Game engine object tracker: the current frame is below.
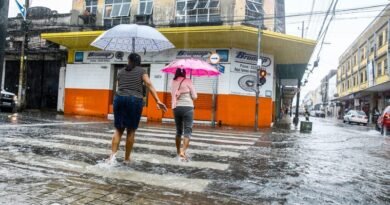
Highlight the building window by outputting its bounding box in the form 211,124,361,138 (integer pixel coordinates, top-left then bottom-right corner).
175,0,221,24
139,0,153,15
377,61,382,76
370,40,375,54
360,48,365,60
245,0,263,26
378,33,384,48
360,72,364,83
104,0,131,27
85,0,98,14
384,59,388,74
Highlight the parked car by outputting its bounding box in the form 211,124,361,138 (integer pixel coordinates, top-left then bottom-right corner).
310,109,316,117
343,110,368,125
315,109,326,118
0,90,17,112
376,105,390,136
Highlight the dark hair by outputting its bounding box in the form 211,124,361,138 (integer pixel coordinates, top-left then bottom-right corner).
174,68,186,80
128,53,141,66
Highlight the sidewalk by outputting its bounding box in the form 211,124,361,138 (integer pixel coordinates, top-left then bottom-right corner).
273,115,292,129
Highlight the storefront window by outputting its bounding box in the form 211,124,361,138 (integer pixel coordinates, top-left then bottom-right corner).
139,0,153,15
175,0,221,24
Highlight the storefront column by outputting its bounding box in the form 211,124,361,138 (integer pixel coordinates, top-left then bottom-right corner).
369,93,375,123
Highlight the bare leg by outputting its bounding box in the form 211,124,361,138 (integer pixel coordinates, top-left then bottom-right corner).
180,137,190,159
108,128,124,161
124,128,136,162
175,135,181,155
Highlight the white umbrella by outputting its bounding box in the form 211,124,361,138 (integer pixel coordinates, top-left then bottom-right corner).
91,24,174,53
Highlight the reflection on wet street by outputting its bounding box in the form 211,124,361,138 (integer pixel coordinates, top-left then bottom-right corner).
0,112,389,204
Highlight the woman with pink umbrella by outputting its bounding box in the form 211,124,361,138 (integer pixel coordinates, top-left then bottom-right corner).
171,68,197,160
162,58,220,161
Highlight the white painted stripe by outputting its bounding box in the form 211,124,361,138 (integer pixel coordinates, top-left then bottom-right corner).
2,137,229,171
81,132,249,150
0,151,210,192
101,129,256,145
136,128,258,141
136,132,254,145
135,126,260,138
50,134,240,158
0,122,108,129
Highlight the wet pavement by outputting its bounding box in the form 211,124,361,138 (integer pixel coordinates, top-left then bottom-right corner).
0,111,389,204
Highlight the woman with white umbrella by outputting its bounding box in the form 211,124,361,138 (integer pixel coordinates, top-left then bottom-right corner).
107,53,167,164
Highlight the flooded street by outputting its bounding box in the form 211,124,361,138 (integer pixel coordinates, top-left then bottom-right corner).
0,112,389,204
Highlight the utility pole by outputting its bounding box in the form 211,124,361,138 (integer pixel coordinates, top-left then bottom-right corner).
0,0,10,93
18,0,29,109
254,23,262,131
298,21,306,38
293,80,301,127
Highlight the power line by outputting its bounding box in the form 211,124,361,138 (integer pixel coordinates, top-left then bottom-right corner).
306,0,317,37
304,0,340,86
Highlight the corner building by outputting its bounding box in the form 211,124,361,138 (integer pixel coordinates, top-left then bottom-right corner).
42,0,315,127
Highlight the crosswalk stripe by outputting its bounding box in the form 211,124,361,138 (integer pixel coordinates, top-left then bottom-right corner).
50,134,240,158
80,132,249,150
94,130,255,145
0,122,108,129
132,128,258,141
2,137,229,171
137,126,261,138
0,150,210,192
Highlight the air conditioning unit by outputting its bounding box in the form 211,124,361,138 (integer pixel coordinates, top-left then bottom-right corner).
134,15,152,25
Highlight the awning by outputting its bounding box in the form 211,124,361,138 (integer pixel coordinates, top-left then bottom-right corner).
41,25,316,65
336,80,390,101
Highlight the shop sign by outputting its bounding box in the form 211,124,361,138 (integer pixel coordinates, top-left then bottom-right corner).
176,49,229,63
367,60,375,87
230,49,274,98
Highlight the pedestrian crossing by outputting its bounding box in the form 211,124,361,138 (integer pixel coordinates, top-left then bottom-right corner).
81,132,252,149
0,126,260,193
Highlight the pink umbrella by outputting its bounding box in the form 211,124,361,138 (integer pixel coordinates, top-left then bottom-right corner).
161,58,221,76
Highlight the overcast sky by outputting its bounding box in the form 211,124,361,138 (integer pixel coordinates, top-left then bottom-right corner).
8,0,389,97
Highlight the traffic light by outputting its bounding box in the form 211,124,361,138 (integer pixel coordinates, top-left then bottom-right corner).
259,69,267,86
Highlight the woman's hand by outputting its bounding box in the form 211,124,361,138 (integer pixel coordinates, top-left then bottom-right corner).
157,101,168,112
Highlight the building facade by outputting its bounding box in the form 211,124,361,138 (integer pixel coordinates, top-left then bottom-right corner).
318,70,338,117
4,7,71,110
336,5,390,121
72,0,286,33
42,0,314,127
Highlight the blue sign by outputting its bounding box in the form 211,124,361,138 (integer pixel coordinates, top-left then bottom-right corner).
216,50,229,63
75,52,84,63
15,0,26,20
214,64,225,73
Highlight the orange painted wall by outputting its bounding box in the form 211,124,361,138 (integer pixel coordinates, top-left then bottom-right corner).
216,94,273,127
147,92,273,127
65,88,112,117
65,89,273,127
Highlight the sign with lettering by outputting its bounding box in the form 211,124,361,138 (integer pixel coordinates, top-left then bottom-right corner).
230,49,274,98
